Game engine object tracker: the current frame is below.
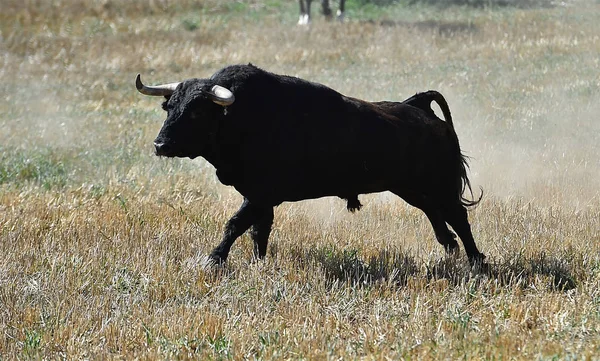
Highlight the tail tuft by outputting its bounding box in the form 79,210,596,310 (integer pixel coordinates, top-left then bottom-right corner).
458,153,483,208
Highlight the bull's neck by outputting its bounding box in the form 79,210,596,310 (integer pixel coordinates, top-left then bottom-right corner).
200,111,238,184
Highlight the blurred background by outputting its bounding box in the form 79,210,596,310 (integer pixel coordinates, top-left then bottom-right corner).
1,0,599,208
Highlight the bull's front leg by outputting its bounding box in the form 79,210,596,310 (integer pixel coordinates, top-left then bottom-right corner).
250,207,274,259
209,198,273,264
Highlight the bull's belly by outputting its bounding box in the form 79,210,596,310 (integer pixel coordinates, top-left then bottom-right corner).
236,164,410,205
279,182,388,203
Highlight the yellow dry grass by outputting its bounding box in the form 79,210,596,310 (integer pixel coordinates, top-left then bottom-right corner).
1,0,599,359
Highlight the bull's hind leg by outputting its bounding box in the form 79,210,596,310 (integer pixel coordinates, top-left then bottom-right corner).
424,209,459,254
442,202,486,265
209,198,272,264
392,191,459,253
249,207,274,259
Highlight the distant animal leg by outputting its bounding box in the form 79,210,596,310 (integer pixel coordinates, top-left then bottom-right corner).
249,207,274,259
210,198,264,264
442,202,486,265
321,0,332,18
392,191,458,253
299,0,307,15
298,0,311,25
337,0,346,21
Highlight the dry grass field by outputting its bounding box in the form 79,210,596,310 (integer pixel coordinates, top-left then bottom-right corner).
1,0,600,359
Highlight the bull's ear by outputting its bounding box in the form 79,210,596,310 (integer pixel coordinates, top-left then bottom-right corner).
206,85,235,106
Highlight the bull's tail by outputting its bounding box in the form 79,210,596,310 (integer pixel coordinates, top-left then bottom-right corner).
458,153,483,208
404,91,481,207
402,90,454,128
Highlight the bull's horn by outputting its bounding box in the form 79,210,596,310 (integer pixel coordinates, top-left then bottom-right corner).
208,85,235,106
135,74,180,96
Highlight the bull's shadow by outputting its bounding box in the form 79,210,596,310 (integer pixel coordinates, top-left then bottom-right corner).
288,246,578,291
427,252,578,291
288,246,421,287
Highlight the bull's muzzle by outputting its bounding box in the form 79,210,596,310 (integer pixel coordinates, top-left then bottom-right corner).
153,141,171,156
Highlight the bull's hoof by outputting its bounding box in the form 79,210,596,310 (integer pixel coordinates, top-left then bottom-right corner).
345,195,362,212
468,253,488,271
252,251,267,261
443,242,460,255
208,252,227,266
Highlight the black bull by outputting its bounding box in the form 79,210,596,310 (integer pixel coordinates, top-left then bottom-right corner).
135,64,486,265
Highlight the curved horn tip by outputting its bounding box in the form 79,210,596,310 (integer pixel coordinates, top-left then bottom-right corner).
135,74,143,90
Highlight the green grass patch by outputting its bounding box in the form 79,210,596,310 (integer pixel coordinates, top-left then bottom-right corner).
0,148,70,190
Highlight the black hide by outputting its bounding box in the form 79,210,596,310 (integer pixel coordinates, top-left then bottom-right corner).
148,64,485,265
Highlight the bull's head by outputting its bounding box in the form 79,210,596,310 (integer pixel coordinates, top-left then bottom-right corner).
136,74,235,159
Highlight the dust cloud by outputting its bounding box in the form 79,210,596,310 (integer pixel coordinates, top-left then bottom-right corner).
3,90,78,150
454,83,600,209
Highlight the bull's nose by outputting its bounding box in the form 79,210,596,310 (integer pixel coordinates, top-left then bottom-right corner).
153,141,170,156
